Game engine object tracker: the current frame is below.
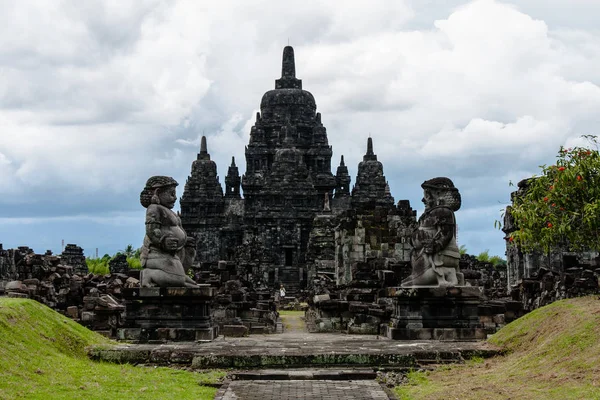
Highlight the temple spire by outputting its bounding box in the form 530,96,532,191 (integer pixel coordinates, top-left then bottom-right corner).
340,155,345,167
282,46,296,79
363,137,377,162
198,135,210,160
275,46,302,89
231,156,236,167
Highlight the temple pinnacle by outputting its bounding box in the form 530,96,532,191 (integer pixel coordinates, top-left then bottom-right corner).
200,136,207,154
281,46,296,79
340,155,345,167
198,135,210,161
367,137,374,156
231,156,236,167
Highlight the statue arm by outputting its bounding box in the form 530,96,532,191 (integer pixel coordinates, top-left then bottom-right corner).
428,208,456,254
145,205,164,246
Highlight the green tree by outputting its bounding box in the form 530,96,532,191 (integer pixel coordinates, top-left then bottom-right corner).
489,255,506,267
476,249,490,263
120,244,136,258
508,135,600,252
459,244,468,256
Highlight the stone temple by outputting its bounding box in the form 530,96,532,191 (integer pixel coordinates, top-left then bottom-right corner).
181,46,416,294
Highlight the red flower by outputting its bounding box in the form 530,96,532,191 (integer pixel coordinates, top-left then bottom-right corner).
549,185,554,190
558,167,566,171
552,203,556,207
560,207,565,211
577,175,583,181
547,223,553,228
509,237,514,242
543,197,549,202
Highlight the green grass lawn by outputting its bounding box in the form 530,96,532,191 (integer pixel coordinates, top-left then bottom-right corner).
0,298,225,400
395,296,600,400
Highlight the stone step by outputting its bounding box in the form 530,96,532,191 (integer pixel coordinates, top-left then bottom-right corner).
275,321,284,333
229,369,377,381
88,342,499,369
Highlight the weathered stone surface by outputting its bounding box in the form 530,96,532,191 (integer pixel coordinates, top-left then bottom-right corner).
108,254,129,274
88,332,501,368
385,286,485,341
222,324,249,337
118,287,217,343
61,244,87,275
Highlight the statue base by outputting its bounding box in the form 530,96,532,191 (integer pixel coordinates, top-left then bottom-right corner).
381,286,486,341
117,286,218,342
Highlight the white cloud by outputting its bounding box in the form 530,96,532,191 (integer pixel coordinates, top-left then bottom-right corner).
1,0,600,257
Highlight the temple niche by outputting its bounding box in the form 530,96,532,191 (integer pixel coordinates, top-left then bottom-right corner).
180,46,417,293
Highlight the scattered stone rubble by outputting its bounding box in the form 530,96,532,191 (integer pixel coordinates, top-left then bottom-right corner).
0,243,135,337
197,261,279,336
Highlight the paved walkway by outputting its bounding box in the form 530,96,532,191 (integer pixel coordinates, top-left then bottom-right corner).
216,380,391,400
279,311,307,333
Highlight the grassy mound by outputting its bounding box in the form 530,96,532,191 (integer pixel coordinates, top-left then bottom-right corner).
395,296,600,400
0,298,224,399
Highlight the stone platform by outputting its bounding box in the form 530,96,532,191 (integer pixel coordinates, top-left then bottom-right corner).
383,286,486,341
88,332,500,369
117,286,218,342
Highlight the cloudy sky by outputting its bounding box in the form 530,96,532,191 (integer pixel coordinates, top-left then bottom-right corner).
1,0,599,259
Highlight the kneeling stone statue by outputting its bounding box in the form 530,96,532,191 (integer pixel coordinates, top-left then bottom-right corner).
401,177,464,287
139,176,198,288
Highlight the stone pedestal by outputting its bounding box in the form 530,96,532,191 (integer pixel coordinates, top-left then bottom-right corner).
118,286,218,342
382,286,486,341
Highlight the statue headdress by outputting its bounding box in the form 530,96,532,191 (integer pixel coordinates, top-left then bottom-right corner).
421,177,461,211
140,176,179,208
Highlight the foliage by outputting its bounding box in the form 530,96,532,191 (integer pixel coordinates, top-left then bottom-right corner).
0,298,224,399
508,136,600,253
120,244,136,258
475,250,506,267
86,258,110,275
127,256,142,270
86,246,143,273
395,296,600,399
476,249,490,262
459,244,468,256
488,255,506,267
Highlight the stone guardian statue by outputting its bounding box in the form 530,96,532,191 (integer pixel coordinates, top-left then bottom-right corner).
401,177,464,287
139,176,198,287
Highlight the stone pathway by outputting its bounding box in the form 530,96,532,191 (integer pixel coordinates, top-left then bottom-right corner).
215,380,392,400
278,311,307,333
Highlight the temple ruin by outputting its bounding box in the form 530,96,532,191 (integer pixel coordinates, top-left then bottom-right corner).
181,46,416,295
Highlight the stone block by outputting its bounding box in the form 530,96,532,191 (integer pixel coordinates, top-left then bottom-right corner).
81,311,95,322
6,281,25,291
433,328,457,341
196,327,218,341
139,287,161,297
117,328,141,340
66,306,79,319
313,294,330,304
7,292,28,298
222,325,249,337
